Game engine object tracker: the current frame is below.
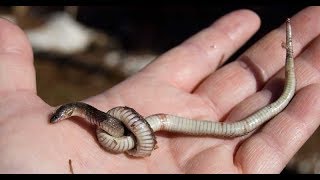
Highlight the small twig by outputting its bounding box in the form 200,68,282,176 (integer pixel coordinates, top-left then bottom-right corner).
69,159,74,174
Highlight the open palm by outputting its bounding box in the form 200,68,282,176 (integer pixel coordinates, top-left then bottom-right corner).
1,7,320,174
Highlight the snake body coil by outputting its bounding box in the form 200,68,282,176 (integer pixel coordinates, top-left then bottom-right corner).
50,19,296,157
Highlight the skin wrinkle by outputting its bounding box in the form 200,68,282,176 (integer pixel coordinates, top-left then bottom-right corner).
236,137,280,173
217,53,225,67
173,71,197,93
198,63,257,118
282,107,310,138
224,19,245,42
261,122,290,160
255,132,287,172
221,10,260,42
102,73,163,111
294,60,320,88
162,141,184,173
179,96,203,119
180,41,217,72
234,159,244,174
0,56,36,92
184,144,236,173
197,93,220,122
237,55,268,90
0,25,33,62
147,56,187,91
299,42,317,62
292,85,320,120
169,136,195,168
232,137,248,173
0,90,39,102
247,31,284,59
266,86,319,148
231,85,320,172
276,112,307,153
149,152,182,173
279,55,320,90
302,36,320,64
2,46,28,57
0,93,47,123
239,84,320,173
0,55,33,69
226,90,272,124
175,137,212,168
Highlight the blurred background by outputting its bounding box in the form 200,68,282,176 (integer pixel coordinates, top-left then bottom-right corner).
0,5,318,174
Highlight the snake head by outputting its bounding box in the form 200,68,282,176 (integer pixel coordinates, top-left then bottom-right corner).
50,104,75,123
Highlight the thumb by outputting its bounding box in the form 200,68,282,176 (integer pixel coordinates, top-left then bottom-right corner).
0,18,36,93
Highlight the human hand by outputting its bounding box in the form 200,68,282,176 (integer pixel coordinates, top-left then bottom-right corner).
1,6,320,174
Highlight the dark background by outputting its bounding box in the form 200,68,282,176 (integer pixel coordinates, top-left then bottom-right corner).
31,4,309,62
76,5,307,61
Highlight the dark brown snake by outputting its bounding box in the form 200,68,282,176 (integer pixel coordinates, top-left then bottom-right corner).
50,19,296,157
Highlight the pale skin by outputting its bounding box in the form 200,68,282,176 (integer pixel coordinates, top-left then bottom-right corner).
1,7,320,174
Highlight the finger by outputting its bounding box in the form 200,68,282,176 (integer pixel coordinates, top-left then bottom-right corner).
234,84,320,173
229,33,320,173
194,6,320,120
176,33,320,169
140,9,260,92
0,18,35,93
226,30,320,124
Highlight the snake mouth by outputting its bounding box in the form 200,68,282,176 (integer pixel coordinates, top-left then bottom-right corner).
50,114,61,123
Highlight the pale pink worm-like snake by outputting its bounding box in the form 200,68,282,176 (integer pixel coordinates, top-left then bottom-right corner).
50,19,295,157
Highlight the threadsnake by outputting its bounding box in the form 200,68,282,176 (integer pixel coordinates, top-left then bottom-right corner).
50,19,296,157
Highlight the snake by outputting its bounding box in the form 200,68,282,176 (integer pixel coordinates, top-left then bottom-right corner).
50,18,296,157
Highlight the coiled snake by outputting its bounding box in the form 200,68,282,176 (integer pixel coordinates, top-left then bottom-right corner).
50,19,296,157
